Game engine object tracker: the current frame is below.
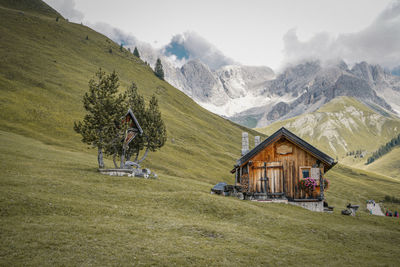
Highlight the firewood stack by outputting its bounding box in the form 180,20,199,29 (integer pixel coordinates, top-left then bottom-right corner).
241,174,249,192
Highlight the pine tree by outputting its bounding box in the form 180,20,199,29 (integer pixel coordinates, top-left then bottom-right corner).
120,43,123,51
74,69,127,168
145,95,167,153
154,58,164,80
133,46,140,58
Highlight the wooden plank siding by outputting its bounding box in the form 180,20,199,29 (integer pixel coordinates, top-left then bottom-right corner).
240,136,327,199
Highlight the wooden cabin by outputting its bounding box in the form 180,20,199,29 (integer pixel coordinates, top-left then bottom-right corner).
231,127,336,202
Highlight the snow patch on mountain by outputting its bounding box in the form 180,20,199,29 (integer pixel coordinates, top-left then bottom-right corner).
159,59,276,116
200,92,293,118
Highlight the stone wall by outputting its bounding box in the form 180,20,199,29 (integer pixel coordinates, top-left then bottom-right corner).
289,201,324,212
98,168,155,178
99,169,135,177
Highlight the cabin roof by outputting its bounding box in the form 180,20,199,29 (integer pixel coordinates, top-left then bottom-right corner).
124,109,143,135
234,127,336,171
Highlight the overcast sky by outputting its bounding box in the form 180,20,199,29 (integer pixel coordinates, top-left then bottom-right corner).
44,0,399,70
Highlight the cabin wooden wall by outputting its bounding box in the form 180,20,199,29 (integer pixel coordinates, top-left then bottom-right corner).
241,137,326,199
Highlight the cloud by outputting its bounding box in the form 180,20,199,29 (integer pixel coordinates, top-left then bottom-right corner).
163,32,235,70
89,22,139,46
87,22,164,68
44,0,84,22
80,26,233,70
283,0,400,68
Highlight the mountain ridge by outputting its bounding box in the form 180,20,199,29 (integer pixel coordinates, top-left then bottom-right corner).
256,96,400,157
140,44,400,128
229,60,400,128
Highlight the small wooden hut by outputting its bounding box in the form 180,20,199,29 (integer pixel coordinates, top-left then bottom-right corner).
231,127,336,204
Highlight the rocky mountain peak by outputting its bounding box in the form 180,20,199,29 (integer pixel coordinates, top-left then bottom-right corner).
285,61,321,77
336,60,349,71
351,61,387,84
352,61,373,82
180,59,223,103
216,65,275,98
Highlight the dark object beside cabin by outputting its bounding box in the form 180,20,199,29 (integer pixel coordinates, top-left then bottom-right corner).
211,183,243,197
342,203,359,216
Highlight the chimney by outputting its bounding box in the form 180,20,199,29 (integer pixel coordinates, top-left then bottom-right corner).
241,132,249,156
255,136,261,147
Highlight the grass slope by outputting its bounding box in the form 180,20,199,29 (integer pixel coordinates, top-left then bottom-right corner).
0,2,261,183
365,147,400,180
1,130,400,266
256,97,400,158
0,0,61,17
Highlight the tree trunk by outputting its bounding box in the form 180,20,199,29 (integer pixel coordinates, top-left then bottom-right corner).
120,146,126,169
98,147,105,169
113,153,118,168
137,147,149,164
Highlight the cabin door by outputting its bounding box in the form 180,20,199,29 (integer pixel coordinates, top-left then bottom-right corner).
252,161,268,193
251,161,283,196
266,162,284,197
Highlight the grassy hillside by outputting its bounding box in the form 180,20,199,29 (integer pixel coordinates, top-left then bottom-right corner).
257,97,400,158
0,0,60,17
365,147,400,180
1,2,400,265
0,2,261,183
1,130,400,266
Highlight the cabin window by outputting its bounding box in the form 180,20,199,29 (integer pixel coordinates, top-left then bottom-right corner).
299,166,311,179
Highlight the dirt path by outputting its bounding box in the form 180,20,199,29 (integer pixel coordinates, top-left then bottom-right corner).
367,203,384,216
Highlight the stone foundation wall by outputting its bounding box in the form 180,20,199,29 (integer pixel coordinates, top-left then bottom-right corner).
289,201,324,212
98,168,155,178
99,169,134,176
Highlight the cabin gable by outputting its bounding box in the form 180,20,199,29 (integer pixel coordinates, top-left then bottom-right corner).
248,137,329,171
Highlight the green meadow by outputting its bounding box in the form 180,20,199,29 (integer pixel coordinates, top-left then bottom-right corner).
365,147,400,181
0,1,400,265
1,131,400,266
